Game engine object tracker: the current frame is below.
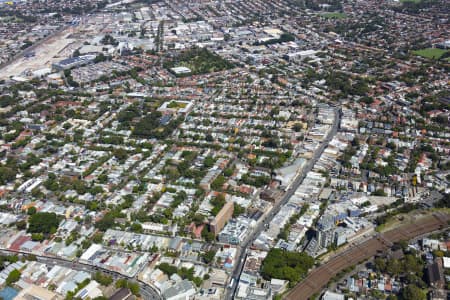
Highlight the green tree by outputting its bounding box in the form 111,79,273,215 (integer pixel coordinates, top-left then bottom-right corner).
233,204,245,217
31,233,44,241
211,175,226,191
387,259,402,277
201,226,215,242
98,174,108,184
27,212,59,234
27,206,37,215
404,254,423,274
224,168,233,177
130,223,143,233
158,263,178,276
210,194,226,216
203,156,215,168
92,232,104,244
293,123,303,132
115,278,128,288
402,285,426,300
114,279,139,296
373,189,387,196
113,148,128,162
0,167,16,184
128,282,140,296
261,249,314,284
93,272,113,286
6,269,21,285
201,250,216,264
95,213,115,232
374,257,386,272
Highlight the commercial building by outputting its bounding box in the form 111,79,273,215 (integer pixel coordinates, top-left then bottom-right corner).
170,66,191,75
52,55,96,71
322,290,345,300
218,216,253,245
210,201,234,236
163,279,196,300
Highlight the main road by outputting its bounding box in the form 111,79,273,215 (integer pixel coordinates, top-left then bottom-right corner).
0,248,162,300
227,106,340,299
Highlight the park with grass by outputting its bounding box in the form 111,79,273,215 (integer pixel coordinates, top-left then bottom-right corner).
164,47,234,77
412,48,450,60
322,12,347,19
167,101,187,109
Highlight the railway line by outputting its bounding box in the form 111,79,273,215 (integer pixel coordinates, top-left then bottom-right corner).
284,212,450,300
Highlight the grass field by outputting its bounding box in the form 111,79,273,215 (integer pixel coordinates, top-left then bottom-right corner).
322,12,347,19
412,48,449,59
376,209,428,232
167,101,187,109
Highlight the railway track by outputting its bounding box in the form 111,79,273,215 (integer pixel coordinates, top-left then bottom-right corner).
284,212,450,300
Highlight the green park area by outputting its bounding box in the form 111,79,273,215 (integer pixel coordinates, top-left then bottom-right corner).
322,12,347,19
164,47,234,76
260,248,315,285
167,101,187,109
412,48,449,60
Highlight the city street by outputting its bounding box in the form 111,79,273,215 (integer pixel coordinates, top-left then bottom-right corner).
227,107,340,299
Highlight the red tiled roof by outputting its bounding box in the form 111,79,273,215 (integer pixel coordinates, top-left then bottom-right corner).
10,236,31,251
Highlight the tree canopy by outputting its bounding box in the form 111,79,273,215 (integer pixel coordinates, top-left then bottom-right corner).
261,248,314,284
6,269,21,285
95,213,115,232
0,166,16,184
27,212,59,235
164,47,234,76
132,111,182,139
402,285,426,300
